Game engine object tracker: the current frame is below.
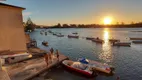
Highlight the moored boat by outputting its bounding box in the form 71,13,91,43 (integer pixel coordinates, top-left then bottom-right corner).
86,37,95,40
109,39,120,43
48,30,52,33
78,58,114,74
45,32,47,35
113,42,131,47
72,32,78,34
42,41,48,46
68,35,79,39
132,40,142,44
62,60,96,77
130,37,142,40
92,39,104,44
53,33,57,35
56,34,64,37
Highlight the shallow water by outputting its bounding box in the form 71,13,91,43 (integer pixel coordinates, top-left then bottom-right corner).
30,28,142,80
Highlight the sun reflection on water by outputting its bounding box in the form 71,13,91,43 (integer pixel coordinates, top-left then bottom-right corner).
99,28,113,63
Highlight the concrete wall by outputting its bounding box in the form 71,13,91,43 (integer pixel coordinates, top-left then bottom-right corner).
0,5,26,52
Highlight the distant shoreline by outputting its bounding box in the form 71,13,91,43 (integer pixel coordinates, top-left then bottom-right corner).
37,27,142,29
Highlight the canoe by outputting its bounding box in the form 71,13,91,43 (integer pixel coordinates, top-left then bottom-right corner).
92,39,104,43
68,35,79,39
132,40,142,44
113,42,131,47
130,38,142,40
78,58,114,74
86,37,95,40
42,41,48,46
62,60,95,77
109,39,120,43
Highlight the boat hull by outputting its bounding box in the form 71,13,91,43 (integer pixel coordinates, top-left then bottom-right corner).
68,35,79,39
113,42,131,47
132,41,142,44
92,39,104,44
62,60,94,77
86,37,95,40
78,58,114,74
130,38,142,40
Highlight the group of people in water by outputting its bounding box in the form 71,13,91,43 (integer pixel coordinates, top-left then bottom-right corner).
44,48,59,67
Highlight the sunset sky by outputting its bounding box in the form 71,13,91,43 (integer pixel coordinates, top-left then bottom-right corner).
3,0,142,25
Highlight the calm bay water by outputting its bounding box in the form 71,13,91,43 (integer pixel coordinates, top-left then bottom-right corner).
30,28,142,80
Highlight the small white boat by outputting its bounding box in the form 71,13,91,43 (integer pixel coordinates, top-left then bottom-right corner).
78,58,114,74
62,60,96,77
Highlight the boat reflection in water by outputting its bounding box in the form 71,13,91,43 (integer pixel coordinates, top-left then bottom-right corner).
99,28,113,63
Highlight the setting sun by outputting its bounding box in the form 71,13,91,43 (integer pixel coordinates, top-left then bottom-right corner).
103,17,112,25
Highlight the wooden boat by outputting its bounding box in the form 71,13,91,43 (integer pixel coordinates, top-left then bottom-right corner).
86,37,95,40
62,60,95,77
113,42,131,47
132,40,142,44
109,39,120,43
42,41,48,46
130,37,142,40
68,35,79,39
92,39,104,44
78,58,114,74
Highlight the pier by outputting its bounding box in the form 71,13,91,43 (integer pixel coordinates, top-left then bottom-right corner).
4,53,68,80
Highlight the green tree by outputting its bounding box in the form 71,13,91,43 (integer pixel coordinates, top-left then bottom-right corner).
24,18,35,32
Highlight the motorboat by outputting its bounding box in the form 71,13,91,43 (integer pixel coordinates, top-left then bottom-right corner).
78,58,114,74
62,60,96,77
